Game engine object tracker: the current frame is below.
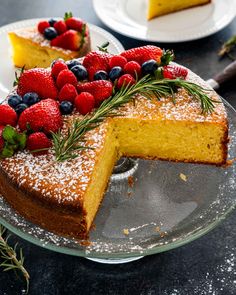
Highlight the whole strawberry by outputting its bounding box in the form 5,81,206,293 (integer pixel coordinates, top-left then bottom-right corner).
51,30,82,51
121,46,163,65
18,99,62,134
77,80,113,106
51,59,68,79
163,65,188,79
0,105,18,127
75,92,95,115
117,74,136,89
58,83,78,103
83,51,112,81
56,69,77,89
17,68,58,100
54,20,67,35
27,132,52,155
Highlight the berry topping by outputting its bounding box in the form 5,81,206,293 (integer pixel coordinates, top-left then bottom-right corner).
8,94,22,108
27,132,52,155
163,65,188,80
64,12,84,32
117,74,136,89
51,59,68,79
37,21,50,34
59,101,74,115
50,30,81,51
15,103,28,115
18,98,62,134
83,51,111,81
56,69,77,89
75,92,95,115
58,83,78,103
17,68,58,100
66,59,81,69
109,66,123,82
54,20,67,35
70,65,88,80
77,80,113,106
22,92,40,106
0,105,17,127
124,61,141,78
141,59,158,75
94,70,109,81
121,45,163,65
109,55,127,69
0,126,5,151
44,27,58,40
48,18,57,27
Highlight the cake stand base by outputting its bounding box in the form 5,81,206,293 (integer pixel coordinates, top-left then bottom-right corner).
86,256,144,264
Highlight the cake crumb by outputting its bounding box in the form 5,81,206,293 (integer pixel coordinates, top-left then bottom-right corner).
160,231,167,238
179,173,187,182
123,229,129,235
155,226,161,232
128,176,134,188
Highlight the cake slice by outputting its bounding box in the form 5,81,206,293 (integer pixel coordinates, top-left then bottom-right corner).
0,46,228,239
9,13,91,69
147,0,211,20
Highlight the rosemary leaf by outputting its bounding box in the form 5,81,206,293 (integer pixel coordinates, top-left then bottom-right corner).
219,35,236,58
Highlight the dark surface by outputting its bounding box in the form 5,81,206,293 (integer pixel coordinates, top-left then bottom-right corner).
0,0,236,294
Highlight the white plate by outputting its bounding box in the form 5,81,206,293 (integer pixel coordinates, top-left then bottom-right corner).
93,0,236,43
0,19,124,99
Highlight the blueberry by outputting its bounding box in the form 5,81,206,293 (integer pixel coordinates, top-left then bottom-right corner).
94,70,108,81
60,101,73,115
109,67,123,82
48,18,57,27
141,60,158,76
8,94,22,108
71,65,88,80
44,27,58,40
15,103,28,115
23,92,40,106
66,59,81,70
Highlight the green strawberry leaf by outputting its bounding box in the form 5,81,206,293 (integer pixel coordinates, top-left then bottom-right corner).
97,42,110,53
64,11,73,21
15,132,27,150
160,49,175,66
0,143,15,158
2,125,18,144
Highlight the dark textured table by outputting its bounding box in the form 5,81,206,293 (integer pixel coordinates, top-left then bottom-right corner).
0,1,236,294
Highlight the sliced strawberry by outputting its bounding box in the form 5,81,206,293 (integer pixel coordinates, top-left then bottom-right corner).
51,30,82,51
17,68,58,100
120,46,163,65
18,99,62,134
163,65,188,79
77,80,113,106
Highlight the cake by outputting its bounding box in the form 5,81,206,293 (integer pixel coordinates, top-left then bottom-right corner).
147,0,211,20
9,13,91,69
0,46,228,239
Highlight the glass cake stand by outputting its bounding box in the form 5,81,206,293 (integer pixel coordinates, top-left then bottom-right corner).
0,98,236,264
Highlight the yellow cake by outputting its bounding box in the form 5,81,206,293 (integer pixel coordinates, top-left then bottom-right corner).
9,26,91,69
147,0,211,20
0,67,228,239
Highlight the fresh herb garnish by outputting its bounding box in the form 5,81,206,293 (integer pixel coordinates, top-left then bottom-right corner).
219,35,236,59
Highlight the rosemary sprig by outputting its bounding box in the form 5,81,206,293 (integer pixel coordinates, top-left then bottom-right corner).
0,225,29,292
53,76,215,162
219,35,236,59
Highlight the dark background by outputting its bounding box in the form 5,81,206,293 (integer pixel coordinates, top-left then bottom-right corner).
0,0,236,294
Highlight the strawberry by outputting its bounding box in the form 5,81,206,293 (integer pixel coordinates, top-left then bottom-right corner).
117,74,136,89
109,55,127,69
77,80,113,106
54,20,67,35
17,68,58,100
38,21,50,34
120,46,163,65
27,132,52,155
75,92,95,115
83,51,112,81
18,99,62,134
50,30,81,51
0,105,17,127
58,84,78,103
163,65,188,79
56,69,77,89
64,12,84,32
51,60,68,79
0,126,5,151
124,61,141,78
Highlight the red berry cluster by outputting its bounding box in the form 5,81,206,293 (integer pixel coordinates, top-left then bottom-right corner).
0,46,188,158
37,12,88,51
